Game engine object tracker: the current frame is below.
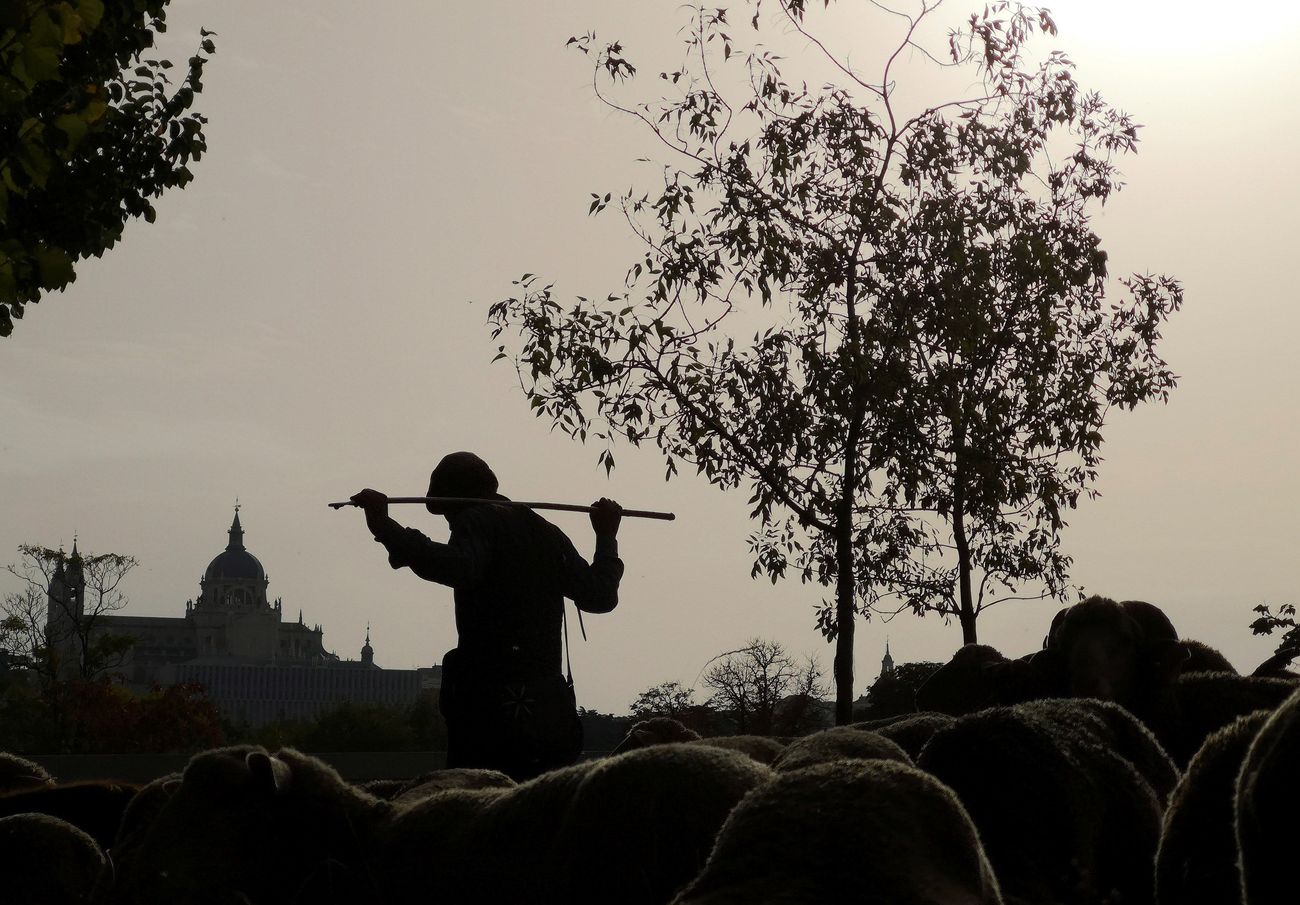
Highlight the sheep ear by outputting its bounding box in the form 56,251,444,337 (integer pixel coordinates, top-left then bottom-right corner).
246,751,292,795
632,728,658,747
1147,639,1190,683
1045,607,1069,648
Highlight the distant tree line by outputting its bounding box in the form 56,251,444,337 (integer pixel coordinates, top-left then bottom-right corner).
0,674,222,754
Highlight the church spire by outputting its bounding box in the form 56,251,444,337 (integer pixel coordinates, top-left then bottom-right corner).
65,534,84,587
361,623,374,666
227,504,245,551
881,638,895,677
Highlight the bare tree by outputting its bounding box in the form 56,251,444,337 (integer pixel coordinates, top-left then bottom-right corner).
703,638,823,735
3,544,138,685
773,654,832,736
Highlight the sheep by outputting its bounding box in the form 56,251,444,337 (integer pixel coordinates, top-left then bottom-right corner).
917,697,1172,905
0,812,107,904
1147,672,1299,766
1045,596,1183,705
611,716,787,764
367,784,509,903
0,778,139,850
389,767,516,804
1181,640,1237,674
550,743,774,905
1235,685,1300,905
772,726,911,772
380,742,772,905
104,745,392,905
687,734,786,765
852,712,956,760
872,712,958,760
612,716,703,753
106,740,770,905
671,758,1004,905
1046,597,1231,687
109,772,182,871
358,778,408,799
1113,599,1179,644
0,751,53,793
914,644,1008,716
1040,597,1297,765
1154,711,1270,905
914,643,1063,715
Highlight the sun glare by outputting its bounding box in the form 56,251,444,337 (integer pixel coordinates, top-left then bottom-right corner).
1042,0,1300,56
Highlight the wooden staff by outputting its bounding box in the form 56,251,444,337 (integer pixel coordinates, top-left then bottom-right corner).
329,496,675,521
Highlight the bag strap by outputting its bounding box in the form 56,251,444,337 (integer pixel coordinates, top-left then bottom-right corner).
562,603,573,686
561,604,588,687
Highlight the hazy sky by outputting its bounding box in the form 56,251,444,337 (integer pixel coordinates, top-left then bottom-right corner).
2,1,1298,714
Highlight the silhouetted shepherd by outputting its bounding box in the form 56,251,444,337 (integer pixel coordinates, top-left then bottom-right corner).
352,452,624,780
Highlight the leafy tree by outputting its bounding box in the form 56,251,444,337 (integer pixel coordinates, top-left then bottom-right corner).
628,679,718,735
0,677,223,754
129,681,224,752
490,0,1180,720
1249,604,1299,674
60,679,223,753
0,673,53,752
1,0,215,337
407,688,448,750
629,680,695,719
858,660,942,721
577,707,632,750
3,542,138,684
292,700,416,753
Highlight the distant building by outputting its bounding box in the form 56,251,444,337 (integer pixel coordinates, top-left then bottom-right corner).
46,509,440,726
880,639,895,679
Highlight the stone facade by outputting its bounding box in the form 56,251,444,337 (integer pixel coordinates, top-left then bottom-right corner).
46,509,441,726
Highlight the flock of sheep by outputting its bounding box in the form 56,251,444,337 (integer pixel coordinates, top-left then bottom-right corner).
1,594,1297,904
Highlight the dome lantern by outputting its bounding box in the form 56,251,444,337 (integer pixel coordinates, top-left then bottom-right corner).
199,507,269,610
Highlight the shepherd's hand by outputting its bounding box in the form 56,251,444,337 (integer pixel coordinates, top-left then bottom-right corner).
350,489,390,536
589,498,622,538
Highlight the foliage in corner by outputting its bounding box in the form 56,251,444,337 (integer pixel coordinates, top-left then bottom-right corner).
0,0,215,337
1250,603,1299,673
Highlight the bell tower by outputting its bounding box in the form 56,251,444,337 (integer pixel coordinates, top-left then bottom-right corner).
46,541,86,680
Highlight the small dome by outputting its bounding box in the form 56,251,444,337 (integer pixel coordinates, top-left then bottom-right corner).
204,510,266,582
361,625,374,664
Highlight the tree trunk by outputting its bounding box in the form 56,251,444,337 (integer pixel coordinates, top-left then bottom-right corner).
834,443,860,726
833,530,856,725
952,496,977,645
952,434,977,645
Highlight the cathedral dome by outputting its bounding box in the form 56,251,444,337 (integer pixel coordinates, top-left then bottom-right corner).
204,510,266,582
